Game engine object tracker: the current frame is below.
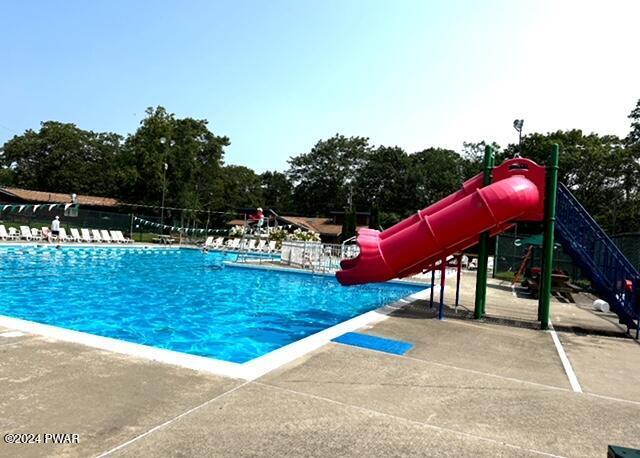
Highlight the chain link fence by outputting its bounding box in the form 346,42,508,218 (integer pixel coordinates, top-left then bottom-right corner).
496,231,640,282
0,207,129,233
5,206,639,273
611,232,640,271
0,206,230,244
494,231,586,282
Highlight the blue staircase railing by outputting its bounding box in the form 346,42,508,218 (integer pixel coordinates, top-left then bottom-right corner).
555,183,639,336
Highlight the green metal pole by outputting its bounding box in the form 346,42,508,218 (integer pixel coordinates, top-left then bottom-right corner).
538,144,560,329
474,145,494,319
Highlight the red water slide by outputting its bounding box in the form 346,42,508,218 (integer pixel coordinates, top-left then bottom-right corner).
336,158,547,286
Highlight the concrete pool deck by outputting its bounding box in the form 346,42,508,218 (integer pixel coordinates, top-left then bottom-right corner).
1,272,639,457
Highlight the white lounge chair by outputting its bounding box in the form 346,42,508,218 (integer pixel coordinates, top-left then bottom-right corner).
20,226,32,241
81,228,93,242
31,227,42,241
266,241,277,253
225,238,240,250
0,225,16,240
41,227,50,241
100,230,113,243
112,230,133,244
70,228,82,242
91,229,103,242
255,240,266,252
109,230,122,243
204,236,214,247
112,230,129,243
244,239,257,251
212,237,224,248
58,227,71,242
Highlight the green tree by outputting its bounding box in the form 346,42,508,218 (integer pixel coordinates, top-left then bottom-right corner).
0,121,130,197
504,130,638,233
354,146,413,214
0,152,15,185
0,170,13,186
460,141,502,179
621,99,640,232
369,201,380,230
287,134,372,215
220,165,264,209
626,98,640,146
409,148,468,208
260,171,293,212
125,107,229,216
342,206,357,241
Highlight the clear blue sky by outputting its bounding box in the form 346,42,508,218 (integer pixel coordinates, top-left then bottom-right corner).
1,0,638,172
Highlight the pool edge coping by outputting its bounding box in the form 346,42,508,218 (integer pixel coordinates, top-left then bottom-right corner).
0,247,438,381
0,289,432,381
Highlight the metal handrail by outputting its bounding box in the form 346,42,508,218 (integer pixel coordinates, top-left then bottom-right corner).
556,183,639,333
558,184,638,274
281,241,358,273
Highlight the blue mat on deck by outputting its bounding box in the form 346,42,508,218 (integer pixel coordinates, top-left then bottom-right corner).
332,332,413,355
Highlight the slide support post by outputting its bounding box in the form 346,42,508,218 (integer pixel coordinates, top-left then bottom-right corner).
439,259,446,320
538,144,559,329
455,254,462,309
430,269,435,308
474,145,494,319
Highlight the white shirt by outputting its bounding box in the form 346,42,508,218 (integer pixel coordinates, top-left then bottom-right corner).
51,219,60,231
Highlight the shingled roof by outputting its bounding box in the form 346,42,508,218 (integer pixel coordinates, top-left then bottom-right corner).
0,186,120,208
279,216,343,236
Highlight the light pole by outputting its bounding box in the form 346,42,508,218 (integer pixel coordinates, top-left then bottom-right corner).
513,119,524,157
345,177,354,209
159,137,174,234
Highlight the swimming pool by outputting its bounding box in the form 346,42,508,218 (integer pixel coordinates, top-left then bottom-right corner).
0,246,424,363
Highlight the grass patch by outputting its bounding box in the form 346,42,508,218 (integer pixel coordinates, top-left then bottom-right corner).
493,271,515,281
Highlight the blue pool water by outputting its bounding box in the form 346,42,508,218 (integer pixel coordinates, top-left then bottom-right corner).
0,246,424,363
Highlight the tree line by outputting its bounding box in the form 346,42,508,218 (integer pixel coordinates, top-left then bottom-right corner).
1,100,639,234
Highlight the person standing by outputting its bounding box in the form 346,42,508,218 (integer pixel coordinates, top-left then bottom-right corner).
250,207,265,234
50,216,60,242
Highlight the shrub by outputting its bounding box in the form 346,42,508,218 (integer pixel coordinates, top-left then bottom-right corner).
228,225,245,237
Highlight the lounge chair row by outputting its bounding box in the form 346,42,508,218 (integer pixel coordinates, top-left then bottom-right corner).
204,237,278,253
0,225,133,244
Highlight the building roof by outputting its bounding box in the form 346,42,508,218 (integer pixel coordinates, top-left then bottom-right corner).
0,186,120,208
280,216,343,236
329,210,371,215
228,214,368,237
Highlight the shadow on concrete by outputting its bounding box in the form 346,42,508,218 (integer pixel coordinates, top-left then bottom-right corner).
486,282,534,300
392,300,634,340
552,323,632,339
